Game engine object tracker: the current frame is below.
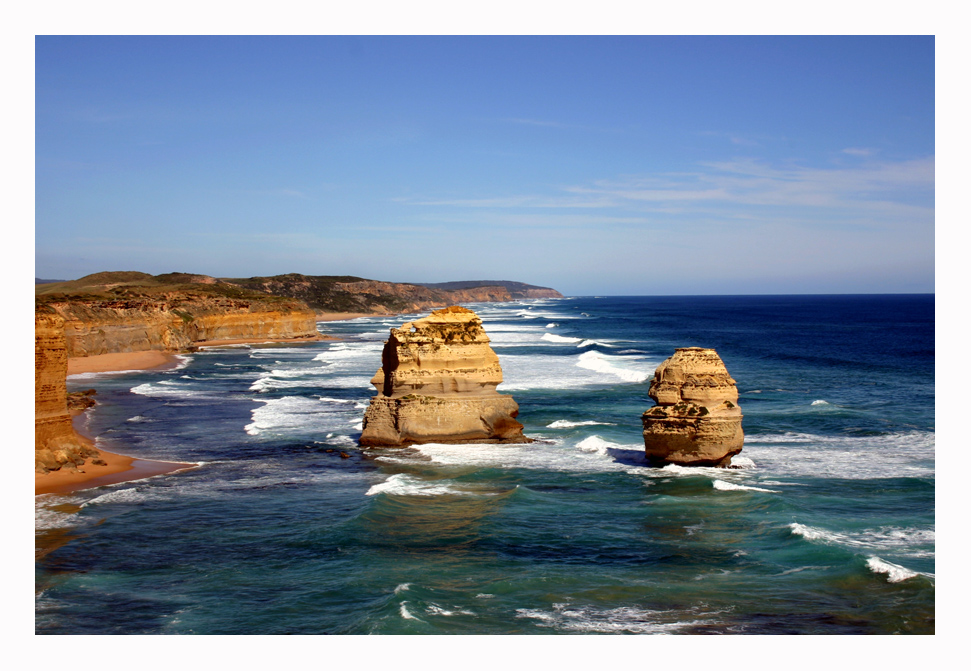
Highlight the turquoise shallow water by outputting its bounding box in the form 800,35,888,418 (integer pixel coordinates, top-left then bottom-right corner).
36,295,934,634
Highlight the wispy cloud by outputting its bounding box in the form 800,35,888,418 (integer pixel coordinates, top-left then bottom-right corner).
400,156,934,234
408,156,933,215
842,147,876,156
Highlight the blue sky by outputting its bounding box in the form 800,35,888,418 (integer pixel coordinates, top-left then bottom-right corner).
35,36,934,295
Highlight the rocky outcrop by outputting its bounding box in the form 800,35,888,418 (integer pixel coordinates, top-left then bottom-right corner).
641,347,743,467
35,312,101,473
359,306,529,446
41,294,320,357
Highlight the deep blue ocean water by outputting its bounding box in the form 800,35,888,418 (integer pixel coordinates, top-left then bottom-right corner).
36,295,934,634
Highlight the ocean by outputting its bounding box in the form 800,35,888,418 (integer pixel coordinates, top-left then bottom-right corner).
35,295,935,635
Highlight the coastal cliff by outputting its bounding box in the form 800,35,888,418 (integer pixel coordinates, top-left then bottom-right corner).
223,274,562,315
359,306,529,446
35,312,101,473
641,347,744,467
37,273,321,357
45,296,320,357
35,272,321,473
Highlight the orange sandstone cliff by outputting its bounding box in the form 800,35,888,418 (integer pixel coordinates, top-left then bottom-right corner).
44,294,320,357
35,274,322,473
35,312,101,473
359,306,529,446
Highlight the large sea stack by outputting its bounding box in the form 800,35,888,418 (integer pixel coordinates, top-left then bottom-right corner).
359,306,528,446
641,347,743,467
35,311,102,473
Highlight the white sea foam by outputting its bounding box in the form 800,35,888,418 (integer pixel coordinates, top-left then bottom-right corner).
366,473,468,497
410,439,644,474
498,351,655,391
789,523,935,559
811,399,830,405
394,583,411,594
866,556,919,583
34,494,86,530
81,487,144,507
546,323,557,328
575,351,650,383
547,419,615,429
729,456,757,469
712,480,780,493
246,396,362,437
542,333,582,344
743,431,935,479
426,604,475,617
130,380,217,400
576,339,617,349
515,604,721,634
576,436,620,456
399,603,421,620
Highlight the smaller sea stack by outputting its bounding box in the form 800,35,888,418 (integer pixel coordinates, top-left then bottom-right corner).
359,306,529,447
641,347,743,467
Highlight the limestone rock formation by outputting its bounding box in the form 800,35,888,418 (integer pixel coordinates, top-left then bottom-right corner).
359,306,528,446
641,347,743,467
35,312,101,473
40,295,320,357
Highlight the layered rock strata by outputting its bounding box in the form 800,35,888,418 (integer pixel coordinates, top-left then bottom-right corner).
359,306,528,446
36,283,320,473
35,312,102,473
42,295,320,357
641,347,743,467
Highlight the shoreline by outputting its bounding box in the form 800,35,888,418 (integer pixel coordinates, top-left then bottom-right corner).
315,312,381,321
67,350,183,375
36,415,198,496
35,448,197,496
43,332,355,496
66,334,334,375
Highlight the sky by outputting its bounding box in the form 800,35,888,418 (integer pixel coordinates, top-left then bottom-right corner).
34,35,935,295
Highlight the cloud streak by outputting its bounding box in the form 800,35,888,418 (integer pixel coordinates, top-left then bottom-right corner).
403,156,935,228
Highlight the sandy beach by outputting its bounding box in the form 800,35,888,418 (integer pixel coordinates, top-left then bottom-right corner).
67,350,182,375
315,312,378,321
39,351,201,496
35,447,197,496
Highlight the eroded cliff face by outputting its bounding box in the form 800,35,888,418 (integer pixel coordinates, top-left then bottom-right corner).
43,294,320,357
641,347,744,467
35,313,101,473
359,306,528,446
35,289,319,474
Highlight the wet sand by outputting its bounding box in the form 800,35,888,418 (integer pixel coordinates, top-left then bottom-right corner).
35,448,197,496
67,350,182,375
